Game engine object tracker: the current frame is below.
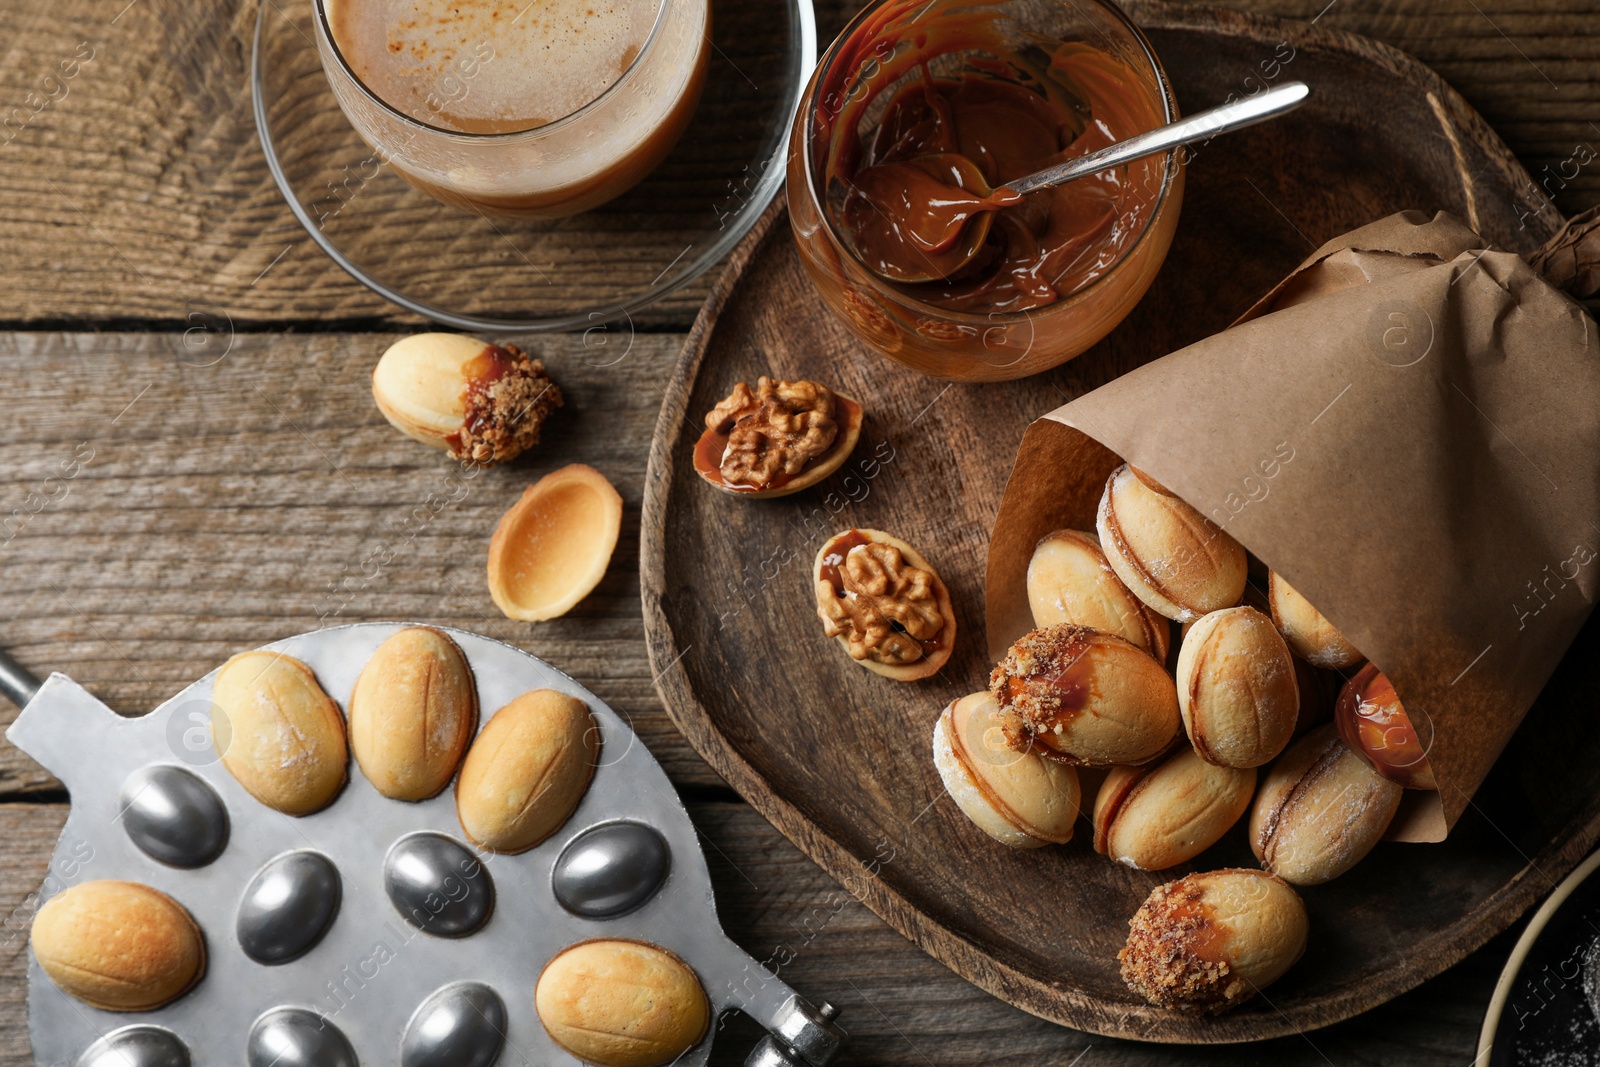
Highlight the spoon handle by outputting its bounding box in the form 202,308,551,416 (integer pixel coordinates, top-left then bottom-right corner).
1002,81,1311,197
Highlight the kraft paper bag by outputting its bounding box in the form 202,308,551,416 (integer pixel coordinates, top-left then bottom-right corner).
985,210,1600,841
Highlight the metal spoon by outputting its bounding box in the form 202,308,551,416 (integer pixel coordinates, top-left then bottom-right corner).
845,80,1311,283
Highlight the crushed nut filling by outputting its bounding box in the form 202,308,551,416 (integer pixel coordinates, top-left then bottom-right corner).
456,344,563,466
1119,881,1245,1014
705,377,838,489
817,540,945,665
989,624,1096,734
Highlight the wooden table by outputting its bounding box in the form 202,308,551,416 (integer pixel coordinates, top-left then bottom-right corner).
1,0,1594,1062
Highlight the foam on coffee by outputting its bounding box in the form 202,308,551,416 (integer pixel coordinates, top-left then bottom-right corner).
327,0,664,133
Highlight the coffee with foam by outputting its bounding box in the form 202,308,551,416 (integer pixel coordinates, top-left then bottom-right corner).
319,0,708,215
329,0,661,133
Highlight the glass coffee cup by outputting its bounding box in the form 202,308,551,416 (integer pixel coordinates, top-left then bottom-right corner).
787,0,1183,381
313,0,710,218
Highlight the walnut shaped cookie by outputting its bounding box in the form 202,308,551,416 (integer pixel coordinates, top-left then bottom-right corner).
694,376,864,498
813,528,956,682
372,333,562,466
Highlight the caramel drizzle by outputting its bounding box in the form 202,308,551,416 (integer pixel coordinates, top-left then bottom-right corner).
1013,629,1094,702
447,344,518,452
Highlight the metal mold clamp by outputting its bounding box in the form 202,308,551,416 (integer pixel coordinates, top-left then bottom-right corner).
2,624,846,1067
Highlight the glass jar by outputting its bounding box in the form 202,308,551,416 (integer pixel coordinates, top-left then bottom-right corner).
787,0,1183,381
313,0,710,218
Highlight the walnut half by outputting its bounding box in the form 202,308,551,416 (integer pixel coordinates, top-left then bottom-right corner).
706,376,839,490
814,529,955,682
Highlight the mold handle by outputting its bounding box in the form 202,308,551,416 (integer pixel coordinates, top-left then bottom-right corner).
706,936,846,1067
0,649,41,709
5,674,124,789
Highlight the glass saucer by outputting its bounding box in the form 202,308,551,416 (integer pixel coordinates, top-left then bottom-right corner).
250,0,816,329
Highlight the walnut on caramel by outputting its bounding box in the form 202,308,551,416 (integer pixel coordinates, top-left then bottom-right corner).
821,541,941,662
813,528,955,682
693,376,864,499
709,376,836,488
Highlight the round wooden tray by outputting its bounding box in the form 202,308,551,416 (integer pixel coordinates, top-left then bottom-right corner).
642,2,1600,1043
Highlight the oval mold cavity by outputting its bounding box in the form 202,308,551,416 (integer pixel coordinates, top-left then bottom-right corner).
247,1009,357,1067
384,832,493,937
118,765,229,868
553,821,670,918
236,850,341,964
77,1026,190,1067
401,981,507,1067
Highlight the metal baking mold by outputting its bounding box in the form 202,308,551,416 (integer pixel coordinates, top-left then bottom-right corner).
552,820,670,919
76,1026,190,1067
247,1006,358,1067
117,765,228,869
236,850,341,964
400,981,507,1067
383,832,493,938
9,622,846,1067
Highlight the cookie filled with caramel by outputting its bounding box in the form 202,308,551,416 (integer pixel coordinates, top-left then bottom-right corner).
989,623,1179,766
1119,869,1308,1014
694,376,863,497
1335,663,1437,791
932,690,1080,848
372,333,563,466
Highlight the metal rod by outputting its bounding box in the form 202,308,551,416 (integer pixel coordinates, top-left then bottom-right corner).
1003,81,1312,197
0,649,42,709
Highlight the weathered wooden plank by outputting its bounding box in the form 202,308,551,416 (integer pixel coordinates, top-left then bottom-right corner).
0,799,1514,1065
0,0,1591,1059
0,331,733,790
0,0,1596,327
